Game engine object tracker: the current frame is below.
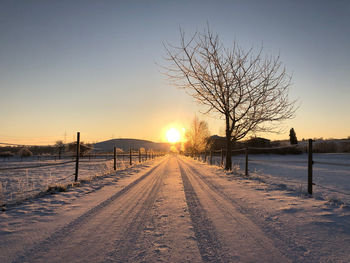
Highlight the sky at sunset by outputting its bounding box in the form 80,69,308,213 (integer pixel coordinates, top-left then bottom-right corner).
1,0,349,145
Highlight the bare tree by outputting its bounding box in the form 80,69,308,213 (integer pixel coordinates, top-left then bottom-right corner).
164,26,297,170
185,116,210,155
55,140,65,159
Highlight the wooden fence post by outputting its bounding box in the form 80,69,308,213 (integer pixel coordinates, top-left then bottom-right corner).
129,148,132,165
74,132,80,182
308,139,313,195
138,148,141,163
204,151,207,163
114,147,117,171
245,147,249,176
210,150,212,165
221,148,224,167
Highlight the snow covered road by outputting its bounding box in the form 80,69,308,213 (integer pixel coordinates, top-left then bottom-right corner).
178,157,291,262
1,155,349,262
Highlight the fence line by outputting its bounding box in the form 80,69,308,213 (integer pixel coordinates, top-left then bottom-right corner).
313,161,350,167
59,172,76,182
248,159,307,164
0,132,166,205
0,160,76,171
248,145,299,151
196,139,349,196
80,157,115,163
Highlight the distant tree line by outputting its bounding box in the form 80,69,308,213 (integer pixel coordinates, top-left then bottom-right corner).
0,141,93,158
183,122,350,155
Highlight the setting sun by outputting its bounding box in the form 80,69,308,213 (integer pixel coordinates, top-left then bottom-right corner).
166,128,181,143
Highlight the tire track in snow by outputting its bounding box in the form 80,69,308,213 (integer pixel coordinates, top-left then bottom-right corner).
105,158,168,262
178,160,228,263
179,157,312,262
12,159,167,263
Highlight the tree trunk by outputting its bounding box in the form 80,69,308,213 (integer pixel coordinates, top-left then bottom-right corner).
225,115,232,170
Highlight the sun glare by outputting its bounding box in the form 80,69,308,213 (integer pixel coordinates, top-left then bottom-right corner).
166,128,181,143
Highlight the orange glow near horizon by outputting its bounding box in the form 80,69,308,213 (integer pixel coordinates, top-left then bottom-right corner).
161,122,187,144
166,128,181,143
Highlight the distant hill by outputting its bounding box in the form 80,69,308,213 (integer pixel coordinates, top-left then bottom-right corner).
93,138,170,152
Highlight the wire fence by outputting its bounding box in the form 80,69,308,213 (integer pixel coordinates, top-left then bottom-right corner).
191,140,350,203
0,160,76,171
0,133,166,206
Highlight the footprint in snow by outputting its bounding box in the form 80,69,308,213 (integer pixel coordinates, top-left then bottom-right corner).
154,243,170,253
153,232,164,237
280,207,301,213
144,226,155,232
0,228,14,235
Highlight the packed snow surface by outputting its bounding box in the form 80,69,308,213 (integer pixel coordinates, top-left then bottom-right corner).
0,155,349,262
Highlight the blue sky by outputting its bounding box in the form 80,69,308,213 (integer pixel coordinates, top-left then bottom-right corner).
0,0,349,144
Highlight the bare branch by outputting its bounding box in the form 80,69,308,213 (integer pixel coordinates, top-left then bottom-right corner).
162,26,297,169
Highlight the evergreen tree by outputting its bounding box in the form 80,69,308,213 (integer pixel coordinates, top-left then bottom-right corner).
289,128,298,145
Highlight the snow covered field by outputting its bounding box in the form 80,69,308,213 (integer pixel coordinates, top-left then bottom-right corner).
0,156,142,205
0,155,349,262
206,153,350,204
1,153,349,207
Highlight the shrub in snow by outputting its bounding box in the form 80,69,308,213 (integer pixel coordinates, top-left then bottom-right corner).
18,148,33,157
67,142,92,156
